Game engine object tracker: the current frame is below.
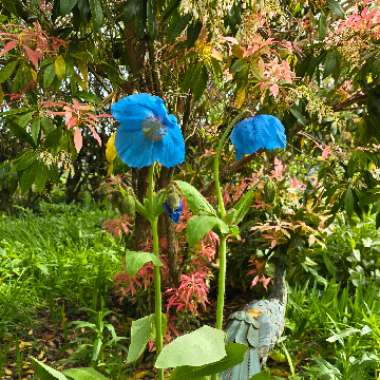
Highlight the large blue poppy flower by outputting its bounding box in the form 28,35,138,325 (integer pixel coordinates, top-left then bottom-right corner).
230,114,286,160
112,93,185,168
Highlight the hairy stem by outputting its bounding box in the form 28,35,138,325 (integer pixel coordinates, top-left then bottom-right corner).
148,165,164,380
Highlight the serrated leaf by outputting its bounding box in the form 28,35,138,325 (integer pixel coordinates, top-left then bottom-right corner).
127,314,155,364
125,251,162,276
54,55,66,80
155,326,226,369
187,215,228,247
60,0,77,15
64,367,109,380
170,343,247,379
175,180,216,215
0,60,18,83
31,357,69,380
89,0,104,30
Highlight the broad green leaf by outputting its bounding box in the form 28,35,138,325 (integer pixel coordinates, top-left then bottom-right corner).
89,0,104,30
187,215,228,247
55,55,66,80
31,118,41,144
60,0,77,14
319,12,327,40
344,188,354,216
125,251,162,276
64,368,109,380
170,343,247,379
289,107,307,126
328,0,345,18
43,63,56,88
31,358,69,380
34,162,49,193
17,112,34,128
127,314,155,364
19,162,38,193
0,60,18,83
175,180,216,215
13,150,37,171
324,50,338,77
376,212,380,229
155,325,226,369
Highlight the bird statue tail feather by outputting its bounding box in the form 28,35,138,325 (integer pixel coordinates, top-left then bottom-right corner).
220,311,262,379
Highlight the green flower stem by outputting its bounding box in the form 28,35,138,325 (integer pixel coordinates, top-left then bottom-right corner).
215,235,227,330
213,112,247,337
148,165,164,380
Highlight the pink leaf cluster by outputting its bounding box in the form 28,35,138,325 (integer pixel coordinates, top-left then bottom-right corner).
102,214,132,238
165,271,209,314
41,99,111,152
337,5,380,38
258,59,295,97
0,22,66,68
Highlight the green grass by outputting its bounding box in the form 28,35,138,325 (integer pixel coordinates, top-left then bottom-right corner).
0,203,379,379
0,204,123,358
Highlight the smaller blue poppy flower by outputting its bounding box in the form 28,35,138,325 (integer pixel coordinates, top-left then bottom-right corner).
112,93,185,168
163,199,183,224
230,114,286,160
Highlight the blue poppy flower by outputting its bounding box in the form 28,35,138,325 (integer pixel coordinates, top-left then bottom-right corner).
112,93,185,168
163,199,183,224
230,115,286,160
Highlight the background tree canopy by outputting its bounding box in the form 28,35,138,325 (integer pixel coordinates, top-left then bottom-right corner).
0,0,380,379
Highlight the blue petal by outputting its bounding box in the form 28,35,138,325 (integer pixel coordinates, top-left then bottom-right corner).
153,123,185,168
112,93,186,168
230,115,286,160
163,200,183,224
115,128,154,168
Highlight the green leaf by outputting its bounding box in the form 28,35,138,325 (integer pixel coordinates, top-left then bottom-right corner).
64,368,109,380
54,55,66,80
17,112,34,128
60,0,77,14
31,118,41,144
228,190,254,225
187,215,228,247
43,63,56,88
89,0,104,30
170,343,247,379
13,150,37,171
182,63,208,101
34,162,49,192
155,325,226,369
0,60,18,83
19,162,38,193
127,314,155,364
319,11,327,40
125,251,162,276
344,187,354,216
289,106,307,126
324,50,338,77
147,0,157,38
31,358,69,380
328,0,345,18
175,180,216,215
376,212,380,229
